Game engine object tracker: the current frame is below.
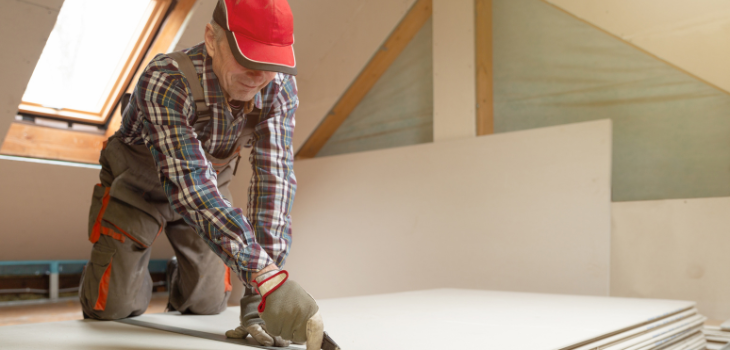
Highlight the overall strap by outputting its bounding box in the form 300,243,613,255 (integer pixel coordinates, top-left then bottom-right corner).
168,51,211,134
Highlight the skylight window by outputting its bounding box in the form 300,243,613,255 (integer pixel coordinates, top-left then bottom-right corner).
19,0,169,124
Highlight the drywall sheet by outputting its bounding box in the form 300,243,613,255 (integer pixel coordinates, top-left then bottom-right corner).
317,19,433,157
0,0,64,143
0,289,695,350
492,0,730,201
612,197,730,321
288,120,611,298
543,0,730,95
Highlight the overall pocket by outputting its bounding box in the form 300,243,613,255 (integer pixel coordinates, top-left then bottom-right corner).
88,184,111,243
85,243,116,311
99,170,165,248
102,198,163,249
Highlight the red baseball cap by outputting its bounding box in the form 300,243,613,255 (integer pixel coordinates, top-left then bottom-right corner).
213,0,297,75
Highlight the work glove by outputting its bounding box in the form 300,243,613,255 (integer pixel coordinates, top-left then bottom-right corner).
225,288,291,347
253,270,324,349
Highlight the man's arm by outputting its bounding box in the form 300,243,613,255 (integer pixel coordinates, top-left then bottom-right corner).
247,74,299,268
134,55,273,284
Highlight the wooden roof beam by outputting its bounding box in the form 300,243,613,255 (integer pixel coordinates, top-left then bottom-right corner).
475,0,493,136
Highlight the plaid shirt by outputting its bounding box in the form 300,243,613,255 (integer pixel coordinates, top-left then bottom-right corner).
117,43,297,284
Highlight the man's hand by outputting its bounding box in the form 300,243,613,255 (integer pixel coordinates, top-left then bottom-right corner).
253,269,322,348
225,289,290,347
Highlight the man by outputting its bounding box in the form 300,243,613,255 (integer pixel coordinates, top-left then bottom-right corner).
80,0,320,347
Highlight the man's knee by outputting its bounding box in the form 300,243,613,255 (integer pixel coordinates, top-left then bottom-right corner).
79,237,152,320
79,269,152,320
183,291,230,315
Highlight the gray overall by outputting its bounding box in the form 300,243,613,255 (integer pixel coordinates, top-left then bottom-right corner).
80,52,256,320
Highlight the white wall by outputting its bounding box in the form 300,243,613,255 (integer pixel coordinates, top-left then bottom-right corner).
612,197,730,321
0,159,176,260
286,120,612,299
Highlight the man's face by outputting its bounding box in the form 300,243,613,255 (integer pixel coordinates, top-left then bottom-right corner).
206,25,276,102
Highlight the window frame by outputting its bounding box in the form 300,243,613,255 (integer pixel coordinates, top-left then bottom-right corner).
1,0,198,164
16,0,173,125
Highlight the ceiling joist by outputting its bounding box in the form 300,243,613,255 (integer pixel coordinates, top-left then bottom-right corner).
475,0,493,136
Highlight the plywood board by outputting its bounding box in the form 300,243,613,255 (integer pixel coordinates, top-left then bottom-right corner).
612,197,730,321
0,289,695,350
288,120,612,298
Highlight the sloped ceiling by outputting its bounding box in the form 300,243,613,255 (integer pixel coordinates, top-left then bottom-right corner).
317,19,434,158
288,0,417,151
0,0,64,144
173,0,217,52
543,0,730,95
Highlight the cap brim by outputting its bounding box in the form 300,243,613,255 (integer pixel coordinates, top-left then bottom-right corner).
224,29,297,75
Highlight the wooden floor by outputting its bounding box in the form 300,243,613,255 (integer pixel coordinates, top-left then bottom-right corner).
0,294,169,327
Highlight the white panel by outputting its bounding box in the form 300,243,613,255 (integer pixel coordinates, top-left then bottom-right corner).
543,0,730,94
432,0,476,141
287,120,612,298
0,289,695,350
612,197,730,321
0,0,64,143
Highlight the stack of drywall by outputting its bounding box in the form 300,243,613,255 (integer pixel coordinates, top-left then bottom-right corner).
0,289,711,350
703,320,730,350
571,307,706,350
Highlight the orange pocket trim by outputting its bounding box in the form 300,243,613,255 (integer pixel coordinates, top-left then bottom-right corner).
93,258,113,311
224,266,232,292
106,221,149,248
90,187,111,244
100,227,125,243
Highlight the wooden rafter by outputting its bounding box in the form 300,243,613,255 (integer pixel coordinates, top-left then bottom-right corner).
475,0,493,136
296,0,433,159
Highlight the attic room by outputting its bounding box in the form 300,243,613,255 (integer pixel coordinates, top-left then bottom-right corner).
1,0,729,349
